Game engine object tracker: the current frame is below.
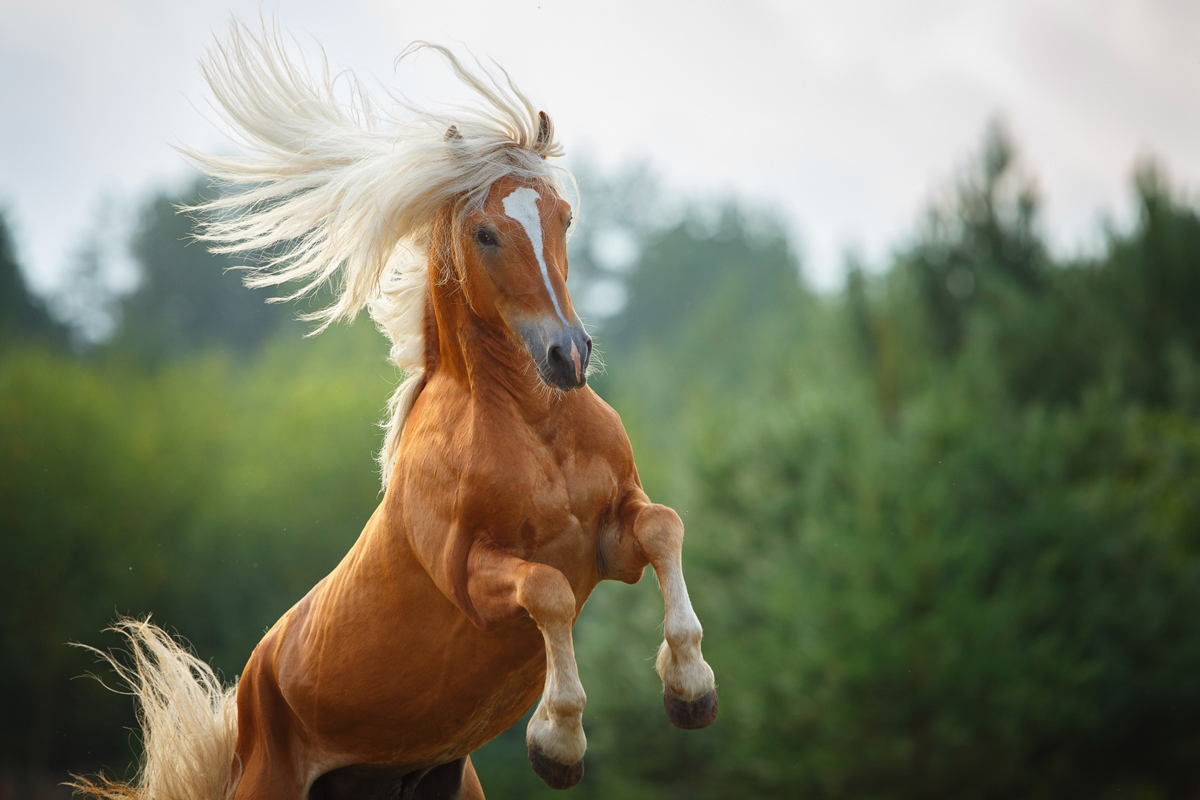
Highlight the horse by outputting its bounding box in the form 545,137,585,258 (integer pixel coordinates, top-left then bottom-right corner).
76,23,716,800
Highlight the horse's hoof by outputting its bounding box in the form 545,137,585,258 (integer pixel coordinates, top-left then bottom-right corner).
528,743,585,789
664,688,718,730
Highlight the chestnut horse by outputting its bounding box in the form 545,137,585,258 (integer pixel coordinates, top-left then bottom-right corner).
77,24,715,800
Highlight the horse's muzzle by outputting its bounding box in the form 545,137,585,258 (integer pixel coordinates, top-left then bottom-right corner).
520,320,591,391
542,326,591,390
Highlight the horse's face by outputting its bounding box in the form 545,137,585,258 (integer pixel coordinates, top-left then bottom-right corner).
460,176,591,391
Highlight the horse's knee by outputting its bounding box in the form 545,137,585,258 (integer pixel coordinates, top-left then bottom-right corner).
633,504,684,562
515,563,576,628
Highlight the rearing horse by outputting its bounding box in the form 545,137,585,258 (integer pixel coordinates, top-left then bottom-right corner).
78,23,716,800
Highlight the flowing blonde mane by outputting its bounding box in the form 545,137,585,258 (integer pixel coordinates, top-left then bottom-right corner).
186,21,573,486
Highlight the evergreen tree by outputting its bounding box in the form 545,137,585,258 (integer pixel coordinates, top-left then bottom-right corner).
0,211,67,346
112,179,293,361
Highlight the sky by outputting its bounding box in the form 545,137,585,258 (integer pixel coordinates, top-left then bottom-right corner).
2,0,1198,295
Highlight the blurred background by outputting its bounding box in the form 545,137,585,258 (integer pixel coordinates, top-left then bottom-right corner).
4,1,1200,798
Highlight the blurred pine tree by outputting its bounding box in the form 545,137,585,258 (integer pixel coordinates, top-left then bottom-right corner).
0,211,67,347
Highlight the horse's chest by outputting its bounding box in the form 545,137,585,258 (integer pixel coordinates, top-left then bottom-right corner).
482,446,617,559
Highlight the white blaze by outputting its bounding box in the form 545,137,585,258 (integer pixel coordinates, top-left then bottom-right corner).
502,187,568,326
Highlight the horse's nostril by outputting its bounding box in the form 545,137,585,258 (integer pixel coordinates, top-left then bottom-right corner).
544,340,586,386
584,338,593,360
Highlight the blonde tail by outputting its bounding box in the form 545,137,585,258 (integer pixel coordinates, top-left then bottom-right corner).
71,619,239,800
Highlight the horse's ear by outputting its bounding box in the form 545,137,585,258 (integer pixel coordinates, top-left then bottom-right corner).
534,111,552,157
445,125,464,142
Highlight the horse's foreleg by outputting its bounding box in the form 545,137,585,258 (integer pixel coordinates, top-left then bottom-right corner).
461,755,485,800
467,545,586,789
632,504,719,729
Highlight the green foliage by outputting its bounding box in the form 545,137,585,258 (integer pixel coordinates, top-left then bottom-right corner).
902,123,1046,358
607,206,804,353
1102,162,1200,406
0,322,390,775
571,379,1200,799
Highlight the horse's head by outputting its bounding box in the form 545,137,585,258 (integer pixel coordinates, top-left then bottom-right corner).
456,175,591,391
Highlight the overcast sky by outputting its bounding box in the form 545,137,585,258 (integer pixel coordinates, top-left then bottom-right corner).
2,0,1198,295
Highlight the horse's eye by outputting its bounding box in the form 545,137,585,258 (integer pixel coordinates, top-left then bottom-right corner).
566,216,573,230
475,228,497,247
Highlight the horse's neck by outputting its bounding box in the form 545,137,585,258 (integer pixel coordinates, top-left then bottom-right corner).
425,262,554,421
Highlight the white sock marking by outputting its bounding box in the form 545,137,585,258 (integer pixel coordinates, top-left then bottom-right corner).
502,187,569,326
